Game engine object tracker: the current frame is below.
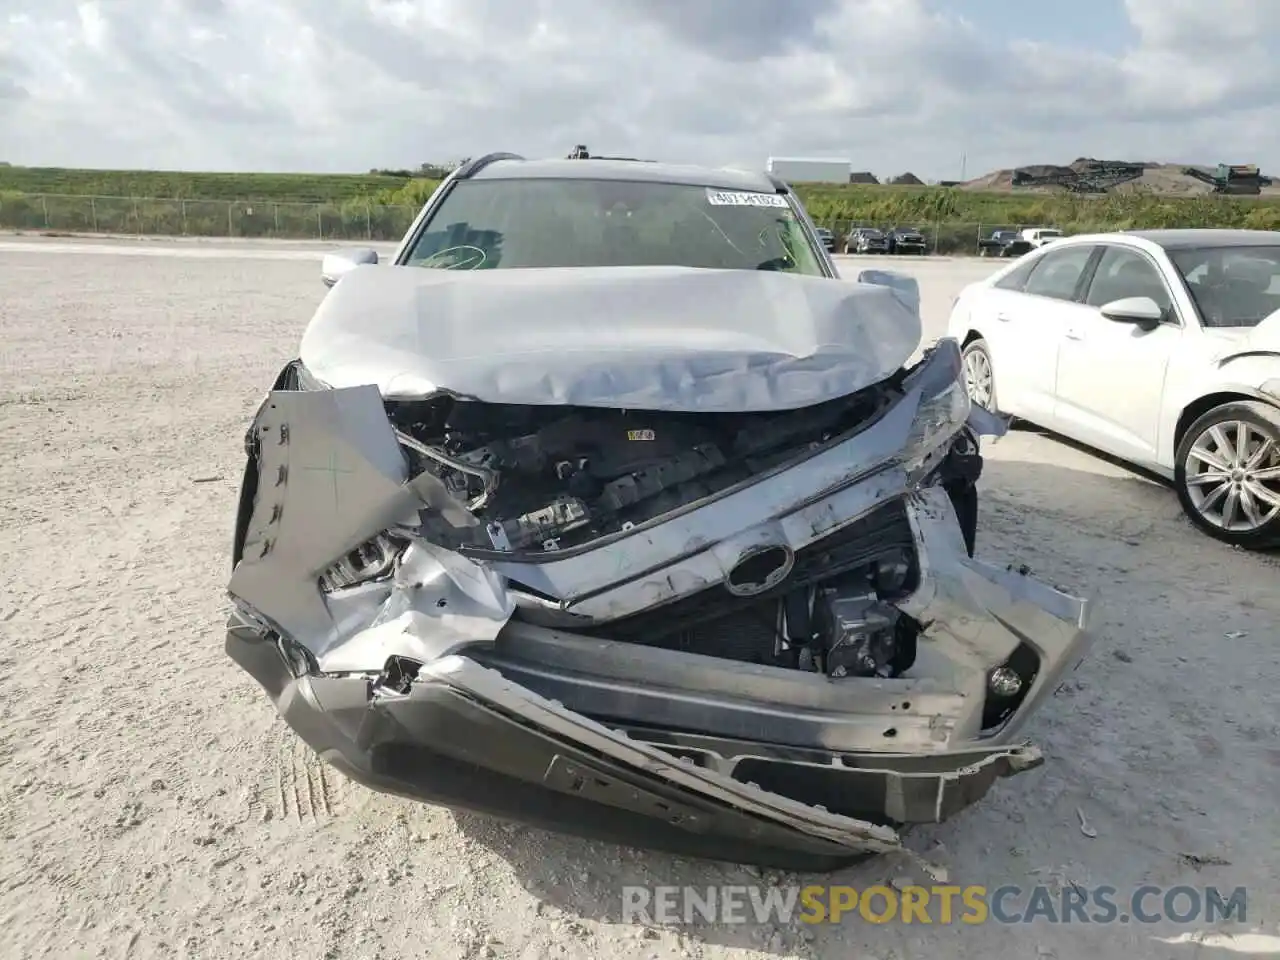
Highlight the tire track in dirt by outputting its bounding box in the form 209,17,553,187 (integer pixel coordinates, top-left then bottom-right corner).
244,724,372,826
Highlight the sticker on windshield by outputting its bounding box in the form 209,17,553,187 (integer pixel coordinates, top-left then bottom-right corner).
705,189,789,208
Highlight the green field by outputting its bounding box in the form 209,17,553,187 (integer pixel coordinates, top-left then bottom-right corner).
3,164,1280,252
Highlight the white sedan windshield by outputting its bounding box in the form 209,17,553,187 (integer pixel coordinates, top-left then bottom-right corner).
1170,246,1280,328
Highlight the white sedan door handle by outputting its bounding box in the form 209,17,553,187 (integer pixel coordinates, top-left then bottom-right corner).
995,313,1013,322
1065,328,1084,341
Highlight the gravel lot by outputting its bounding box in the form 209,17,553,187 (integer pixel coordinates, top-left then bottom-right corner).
2,238,1278,960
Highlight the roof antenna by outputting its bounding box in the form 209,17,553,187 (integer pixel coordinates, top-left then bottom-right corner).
568,144,589,159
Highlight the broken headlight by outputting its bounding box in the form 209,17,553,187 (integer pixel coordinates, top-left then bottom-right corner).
318,532,405,592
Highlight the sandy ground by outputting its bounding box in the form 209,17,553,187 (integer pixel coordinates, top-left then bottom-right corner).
1,239,1279,960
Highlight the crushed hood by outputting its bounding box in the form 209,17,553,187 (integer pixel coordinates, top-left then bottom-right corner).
298,264,922,412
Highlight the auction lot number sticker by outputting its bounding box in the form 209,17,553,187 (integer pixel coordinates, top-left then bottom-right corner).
705,189,790,208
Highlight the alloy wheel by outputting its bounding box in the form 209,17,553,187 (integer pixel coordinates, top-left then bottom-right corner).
963,347,993,410
1183,420,1280,532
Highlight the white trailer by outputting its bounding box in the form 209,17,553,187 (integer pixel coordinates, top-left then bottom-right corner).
766,157,853,184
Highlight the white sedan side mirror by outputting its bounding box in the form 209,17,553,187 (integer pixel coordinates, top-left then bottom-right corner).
1100,296,1163,331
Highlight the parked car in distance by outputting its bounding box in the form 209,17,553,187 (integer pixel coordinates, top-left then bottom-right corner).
845,227,889,254
1022,227,1063,248
886,226,927,255
814,226,836,251
977,230,1033,258
948,228,1280,548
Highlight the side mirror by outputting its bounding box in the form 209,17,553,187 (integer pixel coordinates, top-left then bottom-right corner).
321,247,378,288
1099,296,1163,331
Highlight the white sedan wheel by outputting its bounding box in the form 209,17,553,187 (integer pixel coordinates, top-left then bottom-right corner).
1175,401,1280,548
961,340,997,413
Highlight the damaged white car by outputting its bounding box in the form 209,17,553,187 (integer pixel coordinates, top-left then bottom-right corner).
226,151,1094,869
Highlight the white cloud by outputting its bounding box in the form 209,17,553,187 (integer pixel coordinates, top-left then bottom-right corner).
0,0,1277,178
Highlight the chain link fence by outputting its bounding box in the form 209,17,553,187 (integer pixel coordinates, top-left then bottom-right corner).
0,193,1052,255
0,193,420,242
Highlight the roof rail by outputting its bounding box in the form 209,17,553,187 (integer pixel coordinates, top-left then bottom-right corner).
455,152,525,179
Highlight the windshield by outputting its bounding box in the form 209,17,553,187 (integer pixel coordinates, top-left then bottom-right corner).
1169,245,1280,328
403,178,826,275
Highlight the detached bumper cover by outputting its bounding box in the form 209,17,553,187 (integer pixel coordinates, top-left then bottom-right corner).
228,617,1048,867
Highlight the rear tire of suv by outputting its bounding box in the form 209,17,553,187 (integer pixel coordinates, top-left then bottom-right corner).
1173,401,1280,550
961,339,999,414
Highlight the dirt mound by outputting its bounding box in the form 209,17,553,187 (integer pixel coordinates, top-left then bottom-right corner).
960,167,1016,191
1117,165,1217,195
850,171,879,184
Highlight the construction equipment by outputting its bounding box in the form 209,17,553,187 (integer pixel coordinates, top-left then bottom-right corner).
1182,164,1273,195
1011,161,1144,193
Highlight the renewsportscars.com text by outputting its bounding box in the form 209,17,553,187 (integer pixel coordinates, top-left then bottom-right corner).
621,884,1247,926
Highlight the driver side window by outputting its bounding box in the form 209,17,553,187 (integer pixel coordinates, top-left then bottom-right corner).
1084,246,1173,316
1021,245,1097,301
993,257,1039,292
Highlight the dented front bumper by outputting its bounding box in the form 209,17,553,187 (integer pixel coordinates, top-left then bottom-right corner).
228,616,1052,869
225,342,1095,869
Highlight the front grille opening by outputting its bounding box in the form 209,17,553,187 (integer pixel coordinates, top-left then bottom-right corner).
574,500,917,659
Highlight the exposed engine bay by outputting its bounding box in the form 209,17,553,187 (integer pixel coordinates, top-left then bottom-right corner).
384,382,899,554
313,376,984,684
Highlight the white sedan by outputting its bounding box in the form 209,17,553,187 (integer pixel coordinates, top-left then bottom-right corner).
947,229,1280,549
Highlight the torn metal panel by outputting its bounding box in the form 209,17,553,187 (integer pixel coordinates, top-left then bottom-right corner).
232,343,974,636
228,385,513,654
965,402,1010,439
310,541,515,673
896,488,1093,741
484,344,965,621
476,491,1092,756
298,265,923,411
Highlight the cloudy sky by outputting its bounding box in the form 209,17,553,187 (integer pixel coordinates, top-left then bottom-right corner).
1,0,1277,180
